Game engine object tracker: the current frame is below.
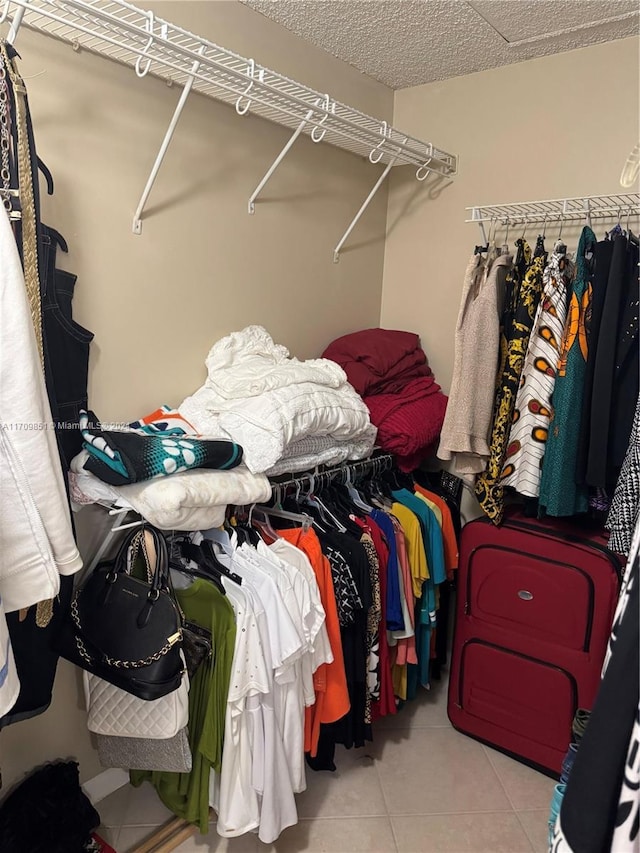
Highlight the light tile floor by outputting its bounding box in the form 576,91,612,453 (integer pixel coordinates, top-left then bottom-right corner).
96,677,555,853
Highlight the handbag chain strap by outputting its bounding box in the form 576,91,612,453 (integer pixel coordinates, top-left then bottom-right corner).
70,592,181,669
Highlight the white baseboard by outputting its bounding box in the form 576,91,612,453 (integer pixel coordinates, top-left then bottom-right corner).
81,768,129,804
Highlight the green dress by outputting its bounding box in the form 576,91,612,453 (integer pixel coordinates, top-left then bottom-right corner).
539,226,597,516
131,578,236,833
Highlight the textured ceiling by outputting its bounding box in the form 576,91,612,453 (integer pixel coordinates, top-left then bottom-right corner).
242,0,640,89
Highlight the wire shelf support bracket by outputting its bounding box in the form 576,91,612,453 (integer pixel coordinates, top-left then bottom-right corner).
333,150,400,263
1,0,457,245
248,107,315,215
132,47,203,234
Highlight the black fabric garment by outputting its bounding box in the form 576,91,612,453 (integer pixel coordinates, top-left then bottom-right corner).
0,761,100,852
40,224,97,469
320,538,363,627
432,580,451,679
0,576,73,729
309,531,371,770
558,554,639,853
81,421,243,485
576,238,615,483
586,236,640,488
610,240,640,479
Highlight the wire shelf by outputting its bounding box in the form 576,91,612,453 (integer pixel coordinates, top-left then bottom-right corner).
466,193,640,224
5,0,457,176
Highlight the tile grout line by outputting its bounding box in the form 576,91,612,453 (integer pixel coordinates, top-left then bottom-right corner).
388,813,402,853
292,807,523,821
513,810,540,853
369,737,400,852
481,745,519,811
382,807,521,817
480,745,537,853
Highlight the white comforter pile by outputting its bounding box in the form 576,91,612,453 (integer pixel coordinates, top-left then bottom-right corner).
69,455,271,531
180,326,377,474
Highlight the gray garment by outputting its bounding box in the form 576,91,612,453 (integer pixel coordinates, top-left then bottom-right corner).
438,252,513,474
96,728,192,773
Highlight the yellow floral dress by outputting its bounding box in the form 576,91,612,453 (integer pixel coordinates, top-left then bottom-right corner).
475,237,547,523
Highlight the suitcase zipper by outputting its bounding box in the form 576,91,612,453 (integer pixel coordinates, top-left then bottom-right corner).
458,637,579,715
478,515,622,581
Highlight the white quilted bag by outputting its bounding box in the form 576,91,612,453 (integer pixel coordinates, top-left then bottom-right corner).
84,658,189,739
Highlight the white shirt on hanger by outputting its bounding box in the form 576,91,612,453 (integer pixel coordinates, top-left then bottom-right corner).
212,578,269,838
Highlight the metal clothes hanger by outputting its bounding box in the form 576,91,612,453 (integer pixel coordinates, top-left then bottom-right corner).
554,212,567,254
249,502,315,532
302,473,347,532
501,218,510,254
345,464,374,512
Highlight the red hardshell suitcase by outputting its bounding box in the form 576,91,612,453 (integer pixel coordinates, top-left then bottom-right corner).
447,511,621,776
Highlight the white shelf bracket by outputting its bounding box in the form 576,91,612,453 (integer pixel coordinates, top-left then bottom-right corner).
471,206,488,245
132,47,204,234
248,108,315,214
5,0,28,43
333,149,401,263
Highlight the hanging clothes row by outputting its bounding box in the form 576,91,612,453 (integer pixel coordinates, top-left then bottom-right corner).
82,455,461,845
0,38,98,735
439,214,639,524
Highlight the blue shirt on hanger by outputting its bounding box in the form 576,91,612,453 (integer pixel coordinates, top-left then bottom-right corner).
370,509,404,632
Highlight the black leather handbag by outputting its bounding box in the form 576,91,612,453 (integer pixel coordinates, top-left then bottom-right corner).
56,525,184,700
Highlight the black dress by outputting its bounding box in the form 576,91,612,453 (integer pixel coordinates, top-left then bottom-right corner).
576,237,615,483
585,235,639,489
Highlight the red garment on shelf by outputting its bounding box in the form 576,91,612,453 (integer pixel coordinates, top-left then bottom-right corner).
367,377,448,469
324,328,447,470
322,328,432,397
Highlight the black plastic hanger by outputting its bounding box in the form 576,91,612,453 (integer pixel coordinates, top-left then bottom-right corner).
200,539,243,585
180,540,242,587
38,157,54,196
168,555,226,596
46,225,68,253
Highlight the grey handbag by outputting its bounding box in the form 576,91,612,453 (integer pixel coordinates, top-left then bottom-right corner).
95,728,192,773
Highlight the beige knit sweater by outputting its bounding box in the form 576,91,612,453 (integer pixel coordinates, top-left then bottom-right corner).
437,251,513,474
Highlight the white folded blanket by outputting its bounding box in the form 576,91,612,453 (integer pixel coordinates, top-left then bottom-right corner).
180,326,376,473
69,453,271,531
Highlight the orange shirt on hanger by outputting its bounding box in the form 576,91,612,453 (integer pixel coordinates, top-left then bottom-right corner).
278,527,350,757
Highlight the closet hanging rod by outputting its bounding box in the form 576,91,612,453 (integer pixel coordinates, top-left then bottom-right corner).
466,193,640,225
269,453,395,495
2,0,457,175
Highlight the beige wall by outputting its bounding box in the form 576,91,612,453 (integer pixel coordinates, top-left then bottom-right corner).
1,6,637,796
381,36,640,394
0,1,392,790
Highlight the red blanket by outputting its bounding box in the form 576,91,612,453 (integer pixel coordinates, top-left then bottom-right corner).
366,377,447,468
323,328,431,397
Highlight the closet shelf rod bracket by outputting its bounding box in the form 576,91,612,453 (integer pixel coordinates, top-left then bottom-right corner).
6,0,27,43
248,107,315,214
333,143,403,263
470,207,488,245
132,47,204,235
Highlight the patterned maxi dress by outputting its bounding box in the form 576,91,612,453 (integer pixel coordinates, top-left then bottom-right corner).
475,237,547,523
501,247,576,497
